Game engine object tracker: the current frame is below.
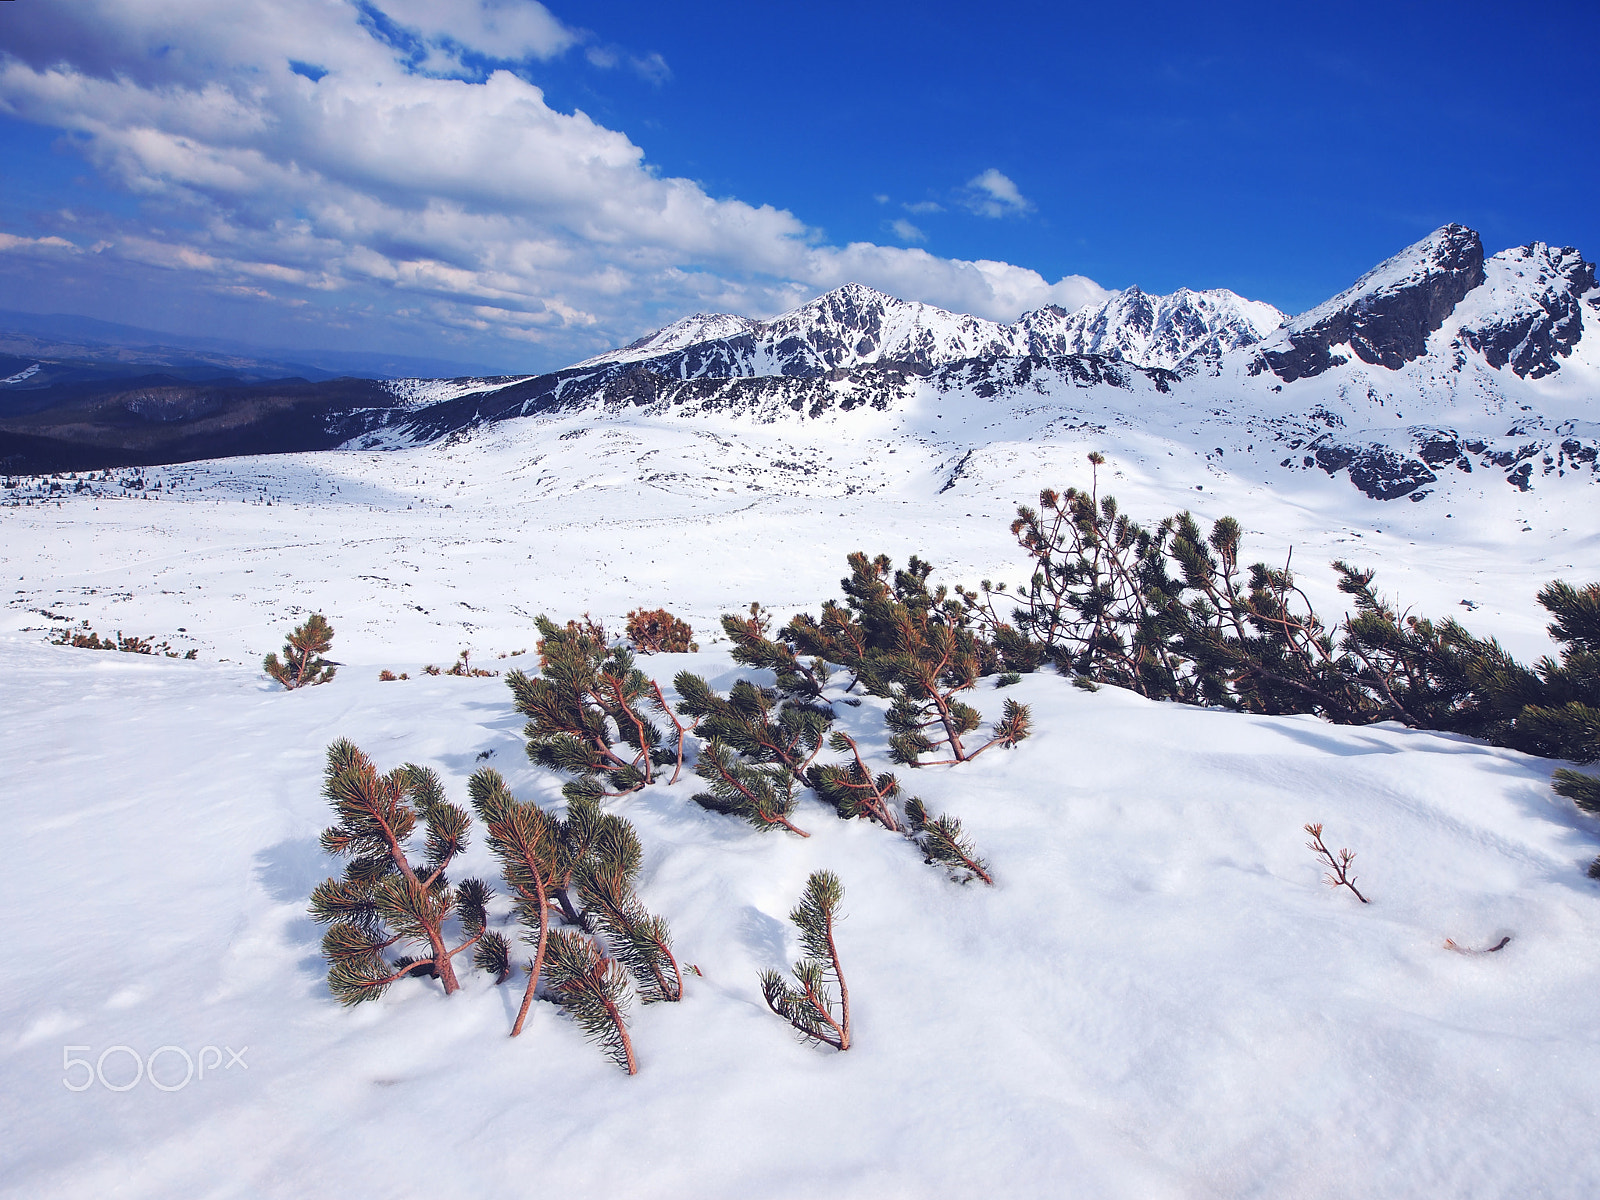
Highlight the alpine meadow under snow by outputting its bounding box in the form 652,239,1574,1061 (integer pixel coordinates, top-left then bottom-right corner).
3,224,1600,1198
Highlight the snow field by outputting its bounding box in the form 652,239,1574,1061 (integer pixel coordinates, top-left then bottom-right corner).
3,400,1592,674
3,625,1598,1198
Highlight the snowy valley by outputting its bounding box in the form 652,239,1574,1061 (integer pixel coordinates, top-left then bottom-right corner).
3,224,1599,1199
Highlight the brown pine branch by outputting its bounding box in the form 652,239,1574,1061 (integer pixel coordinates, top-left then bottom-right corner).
1304,823,1370,904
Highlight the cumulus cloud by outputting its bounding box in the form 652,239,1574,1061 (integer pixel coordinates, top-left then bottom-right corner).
961,169,1034,218
0,1,1100,365
888,219,926,243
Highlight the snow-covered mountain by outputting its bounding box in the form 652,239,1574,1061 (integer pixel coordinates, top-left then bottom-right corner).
345,223,1597,511
4,224,1595,513
1015,286,1285,369
576,280,1284,376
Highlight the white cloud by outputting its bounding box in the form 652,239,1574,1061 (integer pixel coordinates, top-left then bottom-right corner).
961,169,1033,218
376,0,578,63
889,219,926,243
0,2,1100,364
0,232,81,253
903,200,944,215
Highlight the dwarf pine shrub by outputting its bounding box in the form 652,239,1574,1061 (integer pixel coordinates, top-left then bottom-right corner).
625,607,697,653
506,615,678,800
468,766,680,1043
721,603,831,700
308,742,498,1004
265,613,335,689
673,671,835,774
784,552,1033,766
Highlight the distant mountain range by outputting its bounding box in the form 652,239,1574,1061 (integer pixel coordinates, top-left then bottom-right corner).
0,308,503,388
3,226,1596,506
575,282,1284,375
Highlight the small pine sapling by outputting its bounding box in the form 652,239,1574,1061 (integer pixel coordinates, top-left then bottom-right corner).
1304,823,1370,904
904,797,993,885
625,607,698,653
445,649,497,677
263,613,336,688
543,929,637,1074
689,740,809,836
469,768,562,1036
308,742,495,1003
760,870,851,1051
507,615,674,799
804,730,901,830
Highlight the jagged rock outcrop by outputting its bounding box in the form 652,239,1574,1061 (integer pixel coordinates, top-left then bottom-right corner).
1457,243,1597,379
1016,287,1283,369
1259,224,1486,382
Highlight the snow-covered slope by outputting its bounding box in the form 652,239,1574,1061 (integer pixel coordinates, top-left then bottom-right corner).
5,632,1598,1199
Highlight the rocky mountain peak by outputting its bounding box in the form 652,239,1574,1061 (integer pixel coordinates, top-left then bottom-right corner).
1018,286,1284,369
1258,224,1486,382
1454,242,1597,379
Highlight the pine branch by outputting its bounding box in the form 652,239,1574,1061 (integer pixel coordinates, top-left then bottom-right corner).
468,767,560,1035
904,797,993,885
544,930,638,1074
575,861,683,1002
806,730,900,830
761,871,850,1051
690,740,810,837
1304,823,1370,904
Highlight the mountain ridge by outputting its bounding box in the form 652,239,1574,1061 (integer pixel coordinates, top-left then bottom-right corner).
577,280,1284,376
4,225,1596,511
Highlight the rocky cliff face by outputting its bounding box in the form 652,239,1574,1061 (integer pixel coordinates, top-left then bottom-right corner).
1457,243,1598,379
1258,224,1486,382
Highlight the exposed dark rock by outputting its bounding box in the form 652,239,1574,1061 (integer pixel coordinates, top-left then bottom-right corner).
1459,244,1596,378
1263,225,1485,382
1415,430,1472,473
1311,440,1436,499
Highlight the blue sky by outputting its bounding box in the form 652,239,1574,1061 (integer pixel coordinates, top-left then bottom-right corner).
0,0,1595,372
